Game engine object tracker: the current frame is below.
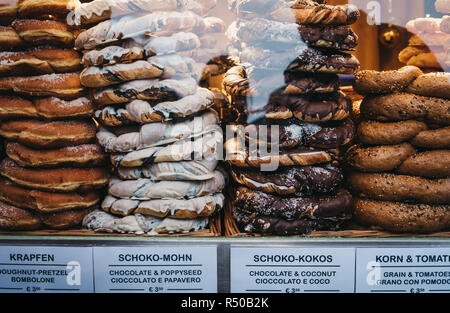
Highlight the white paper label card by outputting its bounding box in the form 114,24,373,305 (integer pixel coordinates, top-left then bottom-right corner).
93,246,217,293
356,247,450,293
0,246,93,293
230,247,355,293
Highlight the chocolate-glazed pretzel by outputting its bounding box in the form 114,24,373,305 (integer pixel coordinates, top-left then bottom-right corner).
271,0,360,26
230,163,343,196
234,186,353,220
286,47,360,74
225,137,338,168
265,89,351,122
243,118,355,149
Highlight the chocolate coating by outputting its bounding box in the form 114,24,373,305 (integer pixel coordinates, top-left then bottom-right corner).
298,25,358,50
233,209,317,235
287,48,360,74
265,89,351,121
233,186,353,220
284,72,340,93
111,88,179,105
233,209,351,236
230,163,343,196
307,118,355,148
245,118,355,149
225,135,338,168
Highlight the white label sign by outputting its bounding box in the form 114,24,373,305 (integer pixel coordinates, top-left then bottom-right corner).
356,247,450,293
93,246,217,293
230,247,355,293
0,246,93,293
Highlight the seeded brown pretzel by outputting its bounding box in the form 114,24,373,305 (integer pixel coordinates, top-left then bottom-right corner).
347,171,450,203
360,93,450,126
356,120,450,149
354,198,450,233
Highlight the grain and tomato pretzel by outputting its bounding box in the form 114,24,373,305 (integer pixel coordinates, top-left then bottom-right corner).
356,120,450,149
346,144,450,178
347,171,450,204
354,198,450,234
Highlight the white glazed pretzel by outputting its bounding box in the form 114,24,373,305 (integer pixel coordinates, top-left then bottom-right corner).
68,0,217,26
116,159,218,181
92,76,198,106
96,111,220,153
82,210,209,235
110,130,223,167
101,193,224,218
74,11,206,50
107,170,225,200
95,88,215,126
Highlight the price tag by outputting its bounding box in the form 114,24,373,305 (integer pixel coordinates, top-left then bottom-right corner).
355,247,450,293
93,246,217,293
230,247,355,293
0,246,93,293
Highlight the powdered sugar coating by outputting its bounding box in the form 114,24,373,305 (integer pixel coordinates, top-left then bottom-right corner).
102,193,223,217
82,209,209,235
107,170,225,200
96,111,220,152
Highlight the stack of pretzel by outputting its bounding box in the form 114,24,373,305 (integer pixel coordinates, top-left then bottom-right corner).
0,0,109,231
223,0,360,235
399,16,450,72
350,66,450,233
73,0,227,235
